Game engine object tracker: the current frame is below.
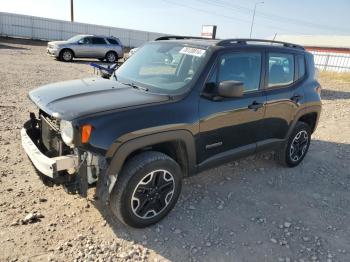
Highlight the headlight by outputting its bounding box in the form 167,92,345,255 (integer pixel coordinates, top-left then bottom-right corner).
60,120,74,147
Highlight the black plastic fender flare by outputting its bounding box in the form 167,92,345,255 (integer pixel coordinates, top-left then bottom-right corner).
106,130,197,178
285,104,321,139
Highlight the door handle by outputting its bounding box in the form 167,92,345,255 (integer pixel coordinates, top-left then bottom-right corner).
248,101,264,111
291,94,303,102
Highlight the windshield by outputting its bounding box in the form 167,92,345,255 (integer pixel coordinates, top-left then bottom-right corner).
67,35,84,43
115,42,208,94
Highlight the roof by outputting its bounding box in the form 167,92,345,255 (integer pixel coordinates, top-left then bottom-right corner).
76,34,118,38
154,36,305,50
155,39,219,48
76,34,94,37
270,35,350,49
154,36,219,47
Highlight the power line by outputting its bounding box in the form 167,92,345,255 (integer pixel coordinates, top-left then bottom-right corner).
162,0,306,35
161,0,250,24
200,0,350,34
203,0,345,31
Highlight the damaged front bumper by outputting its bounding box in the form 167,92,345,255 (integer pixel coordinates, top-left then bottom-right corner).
21,128,78,178
21,118,113,200
21,118,89,196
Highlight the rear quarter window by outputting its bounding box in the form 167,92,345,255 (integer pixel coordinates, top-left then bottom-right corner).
107,38,120,45
297,54,306,80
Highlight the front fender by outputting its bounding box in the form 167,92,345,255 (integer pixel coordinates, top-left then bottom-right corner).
107,130,197,177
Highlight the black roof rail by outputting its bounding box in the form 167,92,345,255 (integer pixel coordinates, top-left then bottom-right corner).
216,38,305,50
155,35,211,41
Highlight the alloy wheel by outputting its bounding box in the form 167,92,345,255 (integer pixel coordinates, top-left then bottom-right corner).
131,169,175,219
290,130,309,162
63,51,72,61
107,53,116,63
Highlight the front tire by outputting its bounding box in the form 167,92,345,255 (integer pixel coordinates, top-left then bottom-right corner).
277,121,311,167
110,151,182,228
59,49,73,62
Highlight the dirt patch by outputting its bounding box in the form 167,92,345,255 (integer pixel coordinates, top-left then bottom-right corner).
0,37,349,262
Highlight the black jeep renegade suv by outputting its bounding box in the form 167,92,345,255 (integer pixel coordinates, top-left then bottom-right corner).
22,37,322,227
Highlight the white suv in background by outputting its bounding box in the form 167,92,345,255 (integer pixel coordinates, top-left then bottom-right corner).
47,34,124,63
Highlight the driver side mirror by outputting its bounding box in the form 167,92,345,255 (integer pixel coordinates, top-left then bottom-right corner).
78,40,84,45
218,80,244,98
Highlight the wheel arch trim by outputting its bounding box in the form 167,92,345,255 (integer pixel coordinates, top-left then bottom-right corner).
286,105,321,139
60,48,75,58
105,50,118,59
106,130,197,178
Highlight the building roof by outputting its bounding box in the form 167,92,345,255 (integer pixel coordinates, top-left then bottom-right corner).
270,35,350,49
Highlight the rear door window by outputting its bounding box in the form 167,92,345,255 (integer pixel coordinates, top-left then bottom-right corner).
92,37,107,45
268,53,294,87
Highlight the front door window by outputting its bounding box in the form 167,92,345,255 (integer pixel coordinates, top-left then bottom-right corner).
218,52,262,92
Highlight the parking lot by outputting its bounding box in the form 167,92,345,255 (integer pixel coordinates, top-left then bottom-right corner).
0,36,350,262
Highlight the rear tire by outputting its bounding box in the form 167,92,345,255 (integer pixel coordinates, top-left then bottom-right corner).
105,51,118,63
59,49,73,62
110,151,182,228
277,121,311,167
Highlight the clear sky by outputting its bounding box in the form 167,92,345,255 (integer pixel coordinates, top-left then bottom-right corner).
1,0,349,38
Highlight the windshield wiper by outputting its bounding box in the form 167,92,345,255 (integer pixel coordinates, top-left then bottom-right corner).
122,82,149,92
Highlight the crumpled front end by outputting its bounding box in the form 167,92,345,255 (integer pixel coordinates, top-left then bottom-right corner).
21,111,105,197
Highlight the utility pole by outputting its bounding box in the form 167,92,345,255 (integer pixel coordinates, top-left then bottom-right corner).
249,1,264,38
70,0,74,22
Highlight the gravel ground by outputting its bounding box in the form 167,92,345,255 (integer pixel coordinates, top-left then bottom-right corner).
0,37,349,262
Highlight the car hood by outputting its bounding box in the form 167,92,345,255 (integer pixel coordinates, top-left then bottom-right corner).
29,78,170,121
48,41,68,46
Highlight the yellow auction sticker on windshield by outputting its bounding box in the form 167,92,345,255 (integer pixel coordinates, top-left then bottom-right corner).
180,47,206,57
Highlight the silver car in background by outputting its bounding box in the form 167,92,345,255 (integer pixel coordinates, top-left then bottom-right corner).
47,35,124,63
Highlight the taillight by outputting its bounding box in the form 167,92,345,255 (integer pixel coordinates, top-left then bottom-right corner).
81,124,93,144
